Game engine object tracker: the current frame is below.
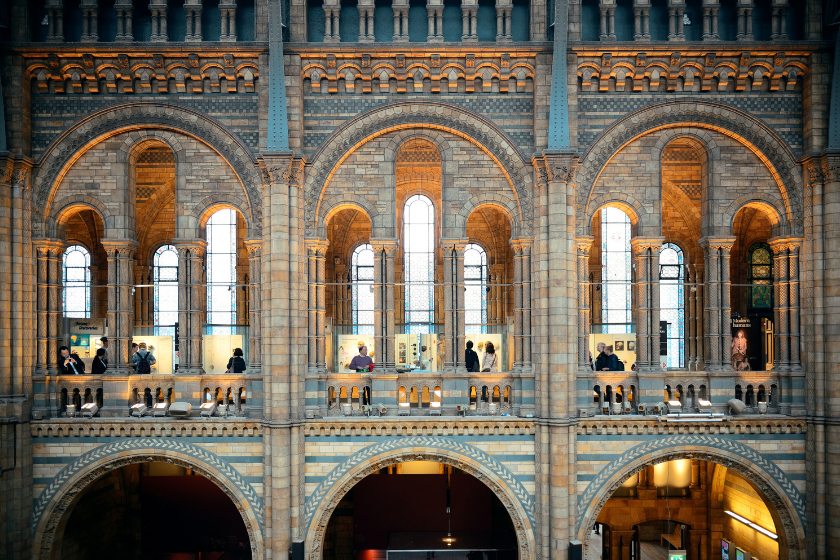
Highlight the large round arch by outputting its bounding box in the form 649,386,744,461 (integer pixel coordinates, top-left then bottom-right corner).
32,439,264,560
576,436,806,559
31,102,263,238
304,436,536,560
574,100,802,236
304,101,533,238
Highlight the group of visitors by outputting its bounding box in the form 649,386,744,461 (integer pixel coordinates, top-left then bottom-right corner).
592,342,625,371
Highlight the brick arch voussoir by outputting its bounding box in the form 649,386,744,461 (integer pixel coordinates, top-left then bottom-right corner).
585,194,647,236
577,101,801,235
306,102,532,238
724,193,787,233
117,130,186,164
32,440,264,560
32,103,263,239
49,196,111,239
318,197,378,238
458,195,520,239
652,129,716,162
304,437,536,560
576,438,805,560
191,194,254,238
386,128,453,157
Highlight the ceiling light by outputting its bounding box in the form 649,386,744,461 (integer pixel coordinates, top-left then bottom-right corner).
725,510,778,540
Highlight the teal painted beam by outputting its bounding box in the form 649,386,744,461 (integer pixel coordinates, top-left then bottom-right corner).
547,0,570,150
267,0,290,151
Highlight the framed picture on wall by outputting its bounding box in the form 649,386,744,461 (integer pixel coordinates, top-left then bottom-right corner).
627,340,635,351
615,341,625,351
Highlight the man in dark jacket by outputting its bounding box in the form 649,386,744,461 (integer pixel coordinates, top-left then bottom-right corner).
605,345,621,371
594,341,610,371
58,346,86,375
465,340,480,372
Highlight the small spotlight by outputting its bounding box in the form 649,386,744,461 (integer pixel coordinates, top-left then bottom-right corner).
152,402,169,417
66,404,77,418
81,403,99,418
199,402,217,417
168,402,192,417
130,403,148,417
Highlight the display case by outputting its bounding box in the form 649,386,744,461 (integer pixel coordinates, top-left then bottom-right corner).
333,330,376,373
131,335,174,374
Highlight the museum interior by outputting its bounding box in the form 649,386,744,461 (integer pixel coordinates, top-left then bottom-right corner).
0,0,838,559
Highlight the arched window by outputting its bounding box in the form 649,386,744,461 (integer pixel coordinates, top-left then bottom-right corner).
206,209,238,334
154,245,179,336
351,243,375,335
601,207,632,332
63,245,91,318
659,242,685,368
464,243,487,334
403,194,435,333
748,242,773,310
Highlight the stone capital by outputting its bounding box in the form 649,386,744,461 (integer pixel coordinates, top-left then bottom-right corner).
768,236,804,253
260,152,306,187
439,237,470,254
171,238,208,257
630,236,665,254
369,238,399,255
532,151,579,186
32,238,68,257
100,239,140,258
244,237,263,256
575,235,596,255
509,237,534,253
698,237,736,253
305,237,331,256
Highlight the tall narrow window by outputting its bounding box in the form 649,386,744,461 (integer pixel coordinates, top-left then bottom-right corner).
63,245,91,318
154,245,179,337
464,243,487,334
659,243,685,368
600,207,632,332
352,244,375,335
206,209,237,334
404,194,435,333
748,242,773,311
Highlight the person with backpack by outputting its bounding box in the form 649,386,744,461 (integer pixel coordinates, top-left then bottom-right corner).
604,345,623,371
464,340,480,373
132,342,156,374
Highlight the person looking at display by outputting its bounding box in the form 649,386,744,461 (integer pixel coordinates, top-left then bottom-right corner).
132,342,156,374
99,336,109,365
58,346,85,375
595,342,610,371
604,345,620,371
481,342,499,372
349,345,374,372
91,347,107,375
465,340,480,372
227,348,247,373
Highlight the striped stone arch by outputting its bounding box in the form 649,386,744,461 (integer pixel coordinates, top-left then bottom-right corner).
574,100,802,235
576,435,806,559
304,101,533,238
304,436,536,560
31,102,263,237
32,438,264,560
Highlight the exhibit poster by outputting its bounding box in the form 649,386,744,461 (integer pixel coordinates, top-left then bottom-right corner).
721,539,730,560
69,334,91,358
132,335,174,375
465,333,503,373
731,316,763,371
336,335,376,373
394,334,439,372
202,334,245,374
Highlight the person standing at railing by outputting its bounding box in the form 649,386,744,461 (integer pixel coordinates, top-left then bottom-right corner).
226,348,247,373
481,342,499,373
349,345,374,372
58,346,85,375
91,347,107,375
465,340,480,373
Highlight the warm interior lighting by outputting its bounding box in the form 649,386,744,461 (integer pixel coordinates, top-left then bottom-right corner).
725,510,778,540
442,534,455,546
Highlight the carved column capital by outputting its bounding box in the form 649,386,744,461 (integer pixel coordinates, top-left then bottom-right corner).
100,239,139,258
261,153,306,187
305,237,331,256
532,152,579,186
768,236,804,253
369,238,399,255
630,236,665,254
171,238,207,258
440,237,470,254
698,236,736,253
576,235,596,256
33,238,68,257
244,237,263,257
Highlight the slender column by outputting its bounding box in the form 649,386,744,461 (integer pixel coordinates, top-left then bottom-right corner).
245,239,262,379
80,0,99,41
440,239,468,372
133,266,144,326
694,264,705,370
770,238,790,371
577,237,595,373
101,240,138,376
220,2,237,41
305,239,329,375
521,241,532,371
150,2,169,41
372,240,398,371
115,1,133,41
699,238,735,372
173,240,206,375
736,0,754,39
495,2,512,41
462,4,478,41
789,240,802,370
632,239,664,372
686,265,696,369
512,242,524,371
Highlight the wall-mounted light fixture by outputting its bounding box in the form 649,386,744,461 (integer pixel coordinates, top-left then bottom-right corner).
725,510,778,540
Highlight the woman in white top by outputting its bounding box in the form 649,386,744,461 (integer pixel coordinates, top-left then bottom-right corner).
481,342,500,372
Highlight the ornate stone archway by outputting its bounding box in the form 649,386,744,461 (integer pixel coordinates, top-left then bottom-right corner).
576,435,806,559
32,439,264,560
304,436,536,560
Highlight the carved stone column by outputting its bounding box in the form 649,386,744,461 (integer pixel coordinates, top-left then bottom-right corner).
667,0,686,40
133,266,144,327
632,238,664,372
633,0,651,39
788,239,802,371
599,0,616,39
371,239,398,373
736,0,754,40
101,240,138,378
427,1,443,41
115,1,133,42
702,0,720,39
495,0,512,41
461,1,478,41
441,238,468,373
359,1,375,42
694,263,705,370
45,0,65,42
150,1,168,41
576,236,595,373
306,238,329,375
392,0,409,41
770,0,788,39
174,240,206,376
80,0,99,42
185,0,204,41
699,238,735,372
244,238,263,417
770,237,791,371
512,241,524,371
220,1,237,41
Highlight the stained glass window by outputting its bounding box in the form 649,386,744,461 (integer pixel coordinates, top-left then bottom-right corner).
404,195,435,334
659,243,685,368
464,244,487,334
748,242,773,310
62,245,91,318
600,207,632,333
352,244,375,335
154,245,179,337
206,209,237,335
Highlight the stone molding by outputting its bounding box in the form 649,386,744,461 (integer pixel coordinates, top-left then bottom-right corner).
576,100,802,234
32,102,263,236
303,418,535,436
304,101,533,237
303,436,535,560
575,434,805,556
577,418,806,435
27,52,259,94
31,419,263,438
301,52,535,94
32,438,264,559
576,50,808,93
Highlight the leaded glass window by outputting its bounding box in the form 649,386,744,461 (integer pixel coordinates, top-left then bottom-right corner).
62,245,91,318
748,242,773,310
464,244,487,334
154,245,179,337
404,195,435,334
659,243,685,368
206,209,237,334
601,207,632,333
352,244,375,335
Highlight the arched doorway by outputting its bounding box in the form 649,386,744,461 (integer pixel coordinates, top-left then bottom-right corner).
305,440,536,560
577,446,806,560
32,442,264,560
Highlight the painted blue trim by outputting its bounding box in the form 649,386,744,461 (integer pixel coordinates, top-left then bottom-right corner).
577,433,805,441
547,0,570,149
32,436,263,443
305,434,534,442
267,0,290,150
829,35,840,150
